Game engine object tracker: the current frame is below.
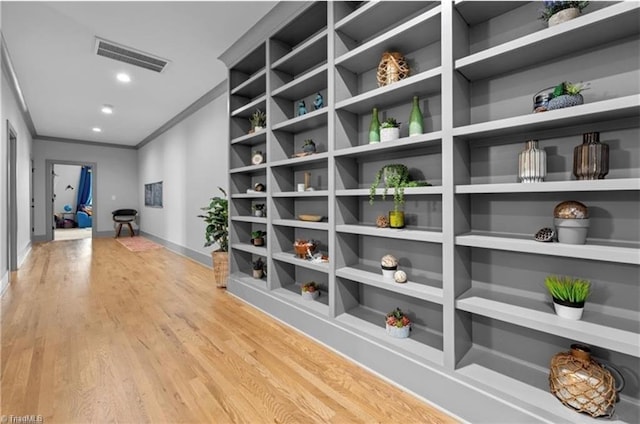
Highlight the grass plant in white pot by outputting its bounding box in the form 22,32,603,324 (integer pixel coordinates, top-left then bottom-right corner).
545,275,590,320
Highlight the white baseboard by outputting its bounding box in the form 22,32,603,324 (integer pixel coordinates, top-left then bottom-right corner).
1,271,8,297
18,242,32,267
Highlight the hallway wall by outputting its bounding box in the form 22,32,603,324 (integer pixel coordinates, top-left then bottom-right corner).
1,66,33,292
137,92,228,264
32,140,138,236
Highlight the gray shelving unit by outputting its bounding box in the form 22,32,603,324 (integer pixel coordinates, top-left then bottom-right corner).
224,2,640,422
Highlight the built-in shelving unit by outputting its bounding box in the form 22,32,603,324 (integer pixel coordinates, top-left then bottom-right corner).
224,2,640,422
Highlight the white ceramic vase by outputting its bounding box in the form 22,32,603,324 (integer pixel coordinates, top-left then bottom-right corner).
386,323,410,338
380,127,399,142
553,300,584,320
301,290,320,300
381,266,397,280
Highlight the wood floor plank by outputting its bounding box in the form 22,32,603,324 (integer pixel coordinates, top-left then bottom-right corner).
1,238,458,423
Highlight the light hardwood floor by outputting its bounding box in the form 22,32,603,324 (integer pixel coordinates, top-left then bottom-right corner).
1,238,457,423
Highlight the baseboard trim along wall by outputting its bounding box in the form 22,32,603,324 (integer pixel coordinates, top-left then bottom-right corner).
17,242,31,268
139,231,212,268
0,271,8,297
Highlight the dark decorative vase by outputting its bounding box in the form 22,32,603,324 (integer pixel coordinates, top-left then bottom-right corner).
518,140,546,183
573,132,609,180
369,107,380,143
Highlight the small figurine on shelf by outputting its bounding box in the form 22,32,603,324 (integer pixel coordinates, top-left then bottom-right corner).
313,92,324,110
297,100,307,116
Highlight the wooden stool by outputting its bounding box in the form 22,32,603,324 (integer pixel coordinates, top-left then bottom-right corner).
112,209,138,238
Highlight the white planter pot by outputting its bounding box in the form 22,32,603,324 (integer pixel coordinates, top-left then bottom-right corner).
554,218,589,244
254,210,264,217
252,269,263,279
386,323,410,338
380,127,399,142
553,300,585,320
253,125,264,132
548,7,580,27
301,290,320,300
381,266,397,280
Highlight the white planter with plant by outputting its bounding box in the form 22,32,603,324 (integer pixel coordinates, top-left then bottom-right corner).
385,307,411,338
380,118,400,142
540,1,589,27
301,281,320,300
249,109,266,133
252,258,265,279
545,275,590,320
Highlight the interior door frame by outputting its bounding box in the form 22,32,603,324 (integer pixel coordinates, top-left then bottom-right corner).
45,159,98,241
6,121,18,273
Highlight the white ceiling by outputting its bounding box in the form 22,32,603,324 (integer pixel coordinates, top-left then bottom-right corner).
2,1,277,146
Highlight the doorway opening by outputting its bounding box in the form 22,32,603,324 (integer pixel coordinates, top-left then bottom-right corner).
45,160,97,242
6,121,18,279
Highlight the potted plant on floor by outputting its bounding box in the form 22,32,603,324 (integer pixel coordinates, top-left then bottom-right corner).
385,307,411,338
251,230,266,246
301,281,320,300
198,187,229,288
540,1,589,27
380,118,400,142
369,164,430,228
252,258,265,279
545,275,591,320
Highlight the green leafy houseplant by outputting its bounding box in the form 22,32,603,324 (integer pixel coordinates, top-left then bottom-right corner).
545,275,590,304
369,164,429,212
552,81,586,97
249,109,266,129
197,187,228,251
540,1,589,21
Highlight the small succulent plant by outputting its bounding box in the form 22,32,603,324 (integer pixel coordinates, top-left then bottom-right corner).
251,230,266,239
301,281,318,293
252,257,264,270
250,109,266,128
381,117,400,128
385,307,411,328
552,81,587,97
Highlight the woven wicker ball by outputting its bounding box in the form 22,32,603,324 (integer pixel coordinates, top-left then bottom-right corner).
377,51,410,87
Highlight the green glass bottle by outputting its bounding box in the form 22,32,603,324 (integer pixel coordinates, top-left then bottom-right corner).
369,107,380,143
408,96,424,136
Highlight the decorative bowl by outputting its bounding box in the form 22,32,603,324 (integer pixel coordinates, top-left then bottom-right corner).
298,214,323,222
293,239,318,258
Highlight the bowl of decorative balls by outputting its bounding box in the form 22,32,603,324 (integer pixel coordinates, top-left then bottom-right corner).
301,281,320,300
385,307,411,338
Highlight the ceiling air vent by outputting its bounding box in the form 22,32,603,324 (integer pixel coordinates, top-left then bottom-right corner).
94,37,169,73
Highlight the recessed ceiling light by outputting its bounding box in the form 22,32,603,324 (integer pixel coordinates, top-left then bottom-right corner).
92,127,102,133
101,105,114,114
116,73,131,83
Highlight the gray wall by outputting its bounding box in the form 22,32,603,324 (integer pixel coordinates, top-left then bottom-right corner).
32,139,138,235
137,93,228,262
1,67,33,292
